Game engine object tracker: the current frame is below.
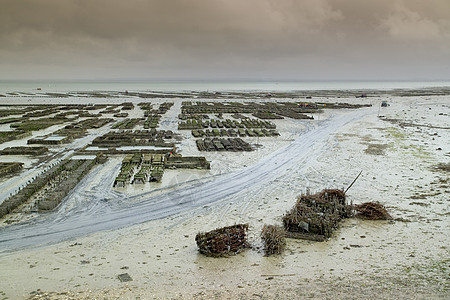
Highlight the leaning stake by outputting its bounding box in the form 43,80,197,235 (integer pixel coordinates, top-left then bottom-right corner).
345,170,362,193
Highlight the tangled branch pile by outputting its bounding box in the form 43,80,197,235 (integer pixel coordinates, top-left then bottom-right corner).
261,224,286,256
195,224,250,257
354,202,392,220
282,189,352,239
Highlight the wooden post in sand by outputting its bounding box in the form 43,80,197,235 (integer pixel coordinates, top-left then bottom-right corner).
345,170,362,193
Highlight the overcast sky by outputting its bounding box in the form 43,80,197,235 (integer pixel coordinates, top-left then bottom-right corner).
1,0,449,81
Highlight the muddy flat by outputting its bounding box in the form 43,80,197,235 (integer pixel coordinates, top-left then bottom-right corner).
0,93,448,299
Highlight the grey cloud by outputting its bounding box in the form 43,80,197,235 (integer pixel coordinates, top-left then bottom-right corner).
0,0,449,80
376,1,445,40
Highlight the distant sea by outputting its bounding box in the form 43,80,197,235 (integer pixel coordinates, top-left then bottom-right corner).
1,80,450,94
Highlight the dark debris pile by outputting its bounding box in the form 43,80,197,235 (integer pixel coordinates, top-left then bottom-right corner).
195,224,250,257
282,189,353,240
261,224,286,256
354,202,392,220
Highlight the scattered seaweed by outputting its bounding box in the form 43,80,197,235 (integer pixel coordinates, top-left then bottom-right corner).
0,162,24,177
354,202,392,220
0,156,104,218
195,224,250,257
433,163,450,173
0,146,48,156
364,143,388,155
261,224,286,256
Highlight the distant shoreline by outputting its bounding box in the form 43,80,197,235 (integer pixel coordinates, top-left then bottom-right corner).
1,80,450,95
1,86,450,101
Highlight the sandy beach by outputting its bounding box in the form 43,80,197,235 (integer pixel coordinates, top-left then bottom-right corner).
2,0,450,297
0,94,448,299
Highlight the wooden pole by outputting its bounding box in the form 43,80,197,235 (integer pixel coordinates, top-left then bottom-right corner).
345,170,362,193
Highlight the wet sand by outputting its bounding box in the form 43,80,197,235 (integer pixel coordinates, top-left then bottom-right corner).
0,95,448,299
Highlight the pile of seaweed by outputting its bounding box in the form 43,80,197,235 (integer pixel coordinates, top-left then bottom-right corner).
354,202,392,220
195,224,250,257
261,224,286,256
282,189,353,241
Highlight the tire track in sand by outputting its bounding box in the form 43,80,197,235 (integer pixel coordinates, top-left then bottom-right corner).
0,107,374,253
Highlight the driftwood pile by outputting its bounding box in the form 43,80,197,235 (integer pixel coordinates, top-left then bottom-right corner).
195,190,392,257
261,224,286,256
195,224,250,257
354,202,392,220
282,189,352,240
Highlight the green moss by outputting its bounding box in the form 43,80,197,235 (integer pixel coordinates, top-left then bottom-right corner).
406,257,450,285
409,144,432,159
385,127,406,139
383,127,432,159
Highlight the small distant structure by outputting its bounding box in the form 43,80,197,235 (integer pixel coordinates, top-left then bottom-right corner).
298,102,317,108
356,93,367,98
36,88,42,90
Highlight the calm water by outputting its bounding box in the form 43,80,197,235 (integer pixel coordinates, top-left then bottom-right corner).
1,80,450,94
